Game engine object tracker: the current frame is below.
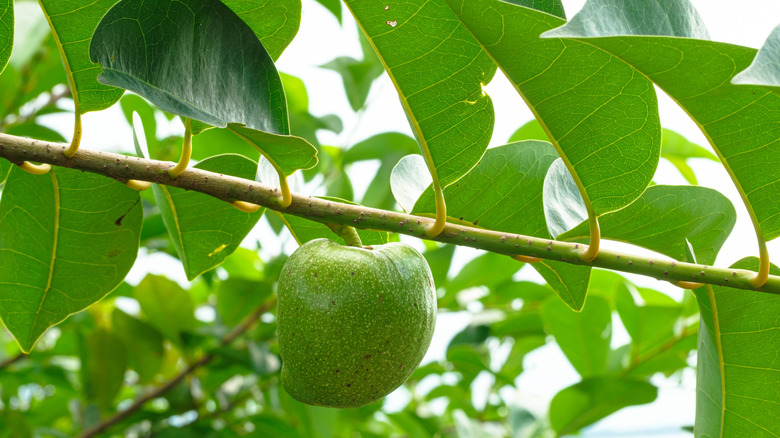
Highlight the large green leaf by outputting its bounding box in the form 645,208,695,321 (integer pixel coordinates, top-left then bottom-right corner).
90,0,288,137
111,308,164,382
82,329,127,410
153,154,265,280
414,141,591,310
344,0,496,192
559,185,736,265
0,167,142,353
695,258,780,436
543,0,780,244
222,0,301,61
38,0,125,114
549,377,657,435
541,295,611,378
134,275,197,344
447,0,661,217
0,0,11,74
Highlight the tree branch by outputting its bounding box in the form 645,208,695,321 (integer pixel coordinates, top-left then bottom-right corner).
76,298,277,438
1,133,778,294
0,352,26,370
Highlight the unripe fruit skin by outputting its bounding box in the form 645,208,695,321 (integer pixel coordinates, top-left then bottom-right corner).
278,238,437,408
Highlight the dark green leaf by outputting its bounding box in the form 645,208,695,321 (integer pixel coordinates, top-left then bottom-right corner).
217,279,273,326
560,185,736,265
541,295,611,377
0,167,142,352
0,0,11,74
153,154,265,280
549,377,657,435
346,0,496,191
38,0,125,113
222,0,301,61
82,329,127,410
695,258,780,436
91,0,289,137
134,275,197,344
111,309,164,382
543,0,780,243
448,0,661,216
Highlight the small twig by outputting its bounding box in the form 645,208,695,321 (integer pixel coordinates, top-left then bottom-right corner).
77,298,277,438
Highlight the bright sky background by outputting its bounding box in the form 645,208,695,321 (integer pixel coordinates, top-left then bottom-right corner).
33,0,780,436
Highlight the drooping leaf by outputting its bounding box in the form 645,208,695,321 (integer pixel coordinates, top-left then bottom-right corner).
38,0,125,114
543,158,587,238
694,258,780,436
541,295,611,377
0,0,11,74
111,308,165,382
134,275,197,344
90,0,294,157
413,141,591,310
549,377,657,435
222,0,301,61
345,0,497,192
0,167,142,353
447,0,661,217
226,124,317,175
559,185,736,265
153,154,265,280
660,129,718,185
543,0,780,243
81,329,127,410
391,154,431,212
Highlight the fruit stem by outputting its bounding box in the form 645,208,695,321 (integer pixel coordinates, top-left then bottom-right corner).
326,223,363,247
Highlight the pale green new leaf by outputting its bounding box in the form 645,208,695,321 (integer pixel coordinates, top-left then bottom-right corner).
543,0,780,243
541,295,611,378
695,258,780,436
559,185,736,265
153,154,265,280
344,0,496,189
0,0,11,74
414,141,591,311
661,129,718,185
222,0,301,61
549,377,657,435
447,0,661,216
0,167,142,353
38,0,125,114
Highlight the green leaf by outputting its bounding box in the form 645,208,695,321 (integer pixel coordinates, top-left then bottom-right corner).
414,141,590,311
497,335,546,382
508,119,550,143
314,0,342,23
222,0,301,61
732,24,780,90
0,157,9,186
448,0,661,216
543,0,780,243
5,123,67,143
543,158,586,238
694,258,780,436
38,0,125,114
82,329,127,410
227,124,317,175
134,275,197,344
616,285,682,356
90,0,288,135
217,279,273,326
541,295,611,377
661,129,718,185
275,209,389,247
559,185,736,265
153,154,265,280
0,0,11,74
111,308,164,382
321,32,384,112
0,167,142,353
345,0,497,190
446,252,522,296
549,377,657,435
391,154,431,212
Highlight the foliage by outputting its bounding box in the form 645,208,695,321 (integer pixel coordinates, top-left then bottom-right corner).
0,0,778,437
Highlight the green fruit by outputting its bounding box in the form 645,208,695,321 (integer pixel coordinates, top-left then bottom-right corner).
277,238,437,408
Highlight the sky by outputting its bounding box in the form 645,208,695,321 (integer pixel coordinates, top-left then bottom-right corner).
33,0,780,436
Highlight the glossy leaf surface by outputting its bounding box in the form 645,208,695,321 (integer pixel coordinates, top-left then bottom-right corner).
38,0,125,113
345,0,496,189
153,154,265,280
695,258,780,436
560,185,736,265
0,167,142,352
0,0,10,74
448,0,661,216
222,0,301,61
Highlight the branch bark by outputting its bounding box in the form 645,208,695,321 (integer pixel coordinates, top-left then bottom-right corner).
76,298,277,438
1,132,778,294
